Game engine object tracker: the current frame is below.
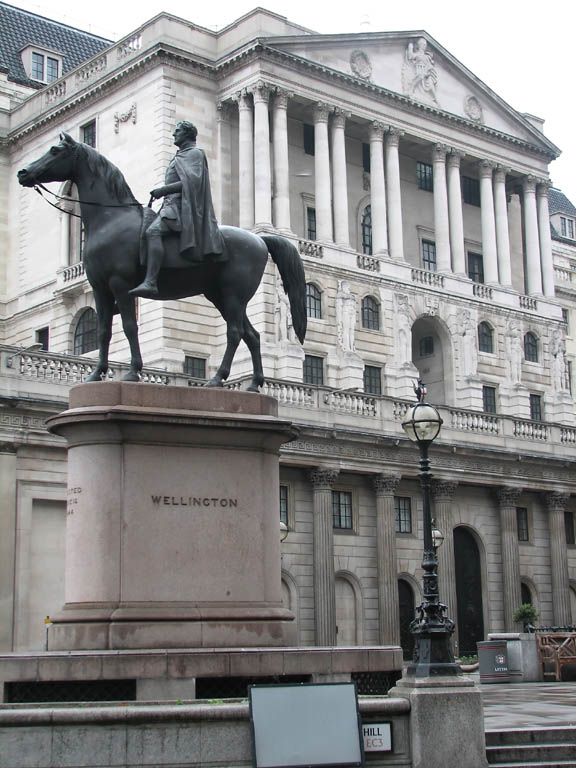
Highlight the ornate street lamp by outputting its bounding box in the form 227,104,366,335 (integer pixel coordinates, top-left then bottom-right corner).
401,381,460,677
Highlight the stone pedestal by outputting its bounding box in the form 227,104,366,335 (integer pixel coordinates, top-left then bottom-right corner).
46,383,297,650
488,633,540,682
390,674,488,768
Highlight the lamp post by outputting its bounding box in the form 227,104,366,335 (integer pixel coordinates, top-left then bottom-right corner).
401,381,460,677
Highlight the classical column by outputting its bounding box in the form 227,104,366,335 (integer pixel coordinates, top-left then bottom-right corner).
493,166,512,287
446,151,465,275
215,102,233,225
523,176,543,295
537,182,555,298
432,145,451,272
373,474,401,646
331,109,350,247
237,90,254,228
272,88,291,232
385,128,404,260
369,122,388,255
309,467,339,646
545,492,572,626
0,442,17,651
313,103,333,242
496,487,523,631
252,81,272,228
478,161,499,284
431,480,458,629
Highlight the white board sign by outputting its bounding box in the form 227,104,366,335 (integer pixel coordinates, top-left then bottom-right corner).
362,723,392,752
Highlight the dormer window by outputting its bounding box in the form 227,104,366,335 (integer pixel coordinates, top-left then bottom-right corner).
21,45,63,84
561,217,575,240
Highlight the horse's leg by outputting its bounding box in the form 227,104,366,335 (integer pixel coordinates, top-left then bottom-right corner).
84,289,114,382
242,315,264,392
205,298,243,388
114,290,143,382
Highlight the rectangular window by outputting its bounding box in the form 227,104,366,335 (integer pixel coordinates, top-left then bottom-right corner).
483,385,497,414
183,356,206,379
529,393,542,422
303,123,315,155
569,220,575,239
462,176,481,206
516,507,529,542
306,207,317,241
394,496,412,534
422,240,437,271
35,327,49,351
468,252,484,283
82,121,96,148
417,161,433,191
303,355,324,386
419,336,434,357
46,56,59,83
332,490,353,530
31,52,44,80
565,510,575,546
562,308,569,331
561,217,567,237
363,365,382,395
362,142,370,173
280,485,288,526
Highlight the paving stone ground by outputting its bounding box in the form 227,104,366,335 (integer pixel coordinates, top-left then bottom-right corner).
481,681,576,729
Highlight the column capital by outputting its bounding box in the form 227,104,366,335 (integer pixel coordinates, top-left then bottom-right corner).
252,80,272,104
313,102,332,123
431,479,458,502
369,121,385,141
331,108,350,129
495,486,522,507
447,150,464,168
432,143,448,162
478,159,495,178
523,175,538,193
536,179,553,196
544,490,570,512
493,165,511,183
309,467,339,489
386,127,404,146
235,89,253,110
373,473,401,496
273,88,293,109
216,101,235,122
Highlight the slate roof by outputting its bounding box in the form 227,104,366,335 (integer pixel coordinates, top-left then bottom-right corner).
548,187,576,217
0,1,111,88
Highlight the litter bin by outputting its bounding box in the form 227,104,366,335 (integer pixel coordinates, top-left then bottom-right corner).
477,640,510,683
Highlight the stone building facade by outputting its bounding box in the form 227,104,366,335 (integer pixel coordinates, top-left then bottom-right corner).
1,5,576,657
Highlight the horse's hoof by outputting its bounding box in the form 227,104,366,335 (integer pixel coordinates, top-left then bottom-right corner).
247,384,261,393
204,378,224,388
85,371,104,383
122,372,140,382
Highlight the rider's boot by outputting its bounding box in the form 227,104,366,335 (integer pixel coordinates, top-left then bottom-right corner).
129,237,163,298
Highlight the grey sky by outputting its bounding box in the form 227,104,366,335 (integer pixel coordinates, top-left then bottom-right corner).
8,0,576,203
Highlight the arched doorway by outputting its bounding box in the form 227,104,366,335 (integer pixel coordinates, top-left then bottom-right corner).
398,579,415,661
454,527,485,656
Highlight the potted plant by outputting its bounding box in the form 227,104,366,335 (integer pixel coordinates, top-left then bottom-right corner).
513,603,538,632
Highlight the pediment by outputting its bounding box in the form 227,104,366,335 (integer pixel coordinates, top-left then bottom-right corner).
263,32,556,153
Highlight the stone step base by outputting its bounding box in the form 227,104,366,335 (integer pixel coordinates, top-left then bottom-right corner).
486,727,576,767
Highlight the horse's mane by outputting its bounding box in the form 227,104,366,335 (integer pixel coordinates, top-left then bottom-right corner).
78,143,139,205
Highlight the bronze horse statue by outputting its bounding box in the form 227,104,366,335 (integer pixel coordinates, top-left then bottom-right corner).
18,133,307,391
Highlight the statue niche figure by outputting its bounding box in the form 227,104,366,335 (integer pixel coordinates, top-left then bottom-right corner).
18,126,307,391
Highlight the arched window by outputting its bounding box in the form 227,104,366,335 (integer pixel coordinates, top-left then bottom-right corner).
361,205,372,255
361,295,380,330
306,283,322,319
524,332,538,362
478,322,493,353
74,308,98,355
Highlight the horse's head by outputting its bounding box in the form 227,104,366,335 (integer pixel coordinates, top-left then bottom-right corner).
17,132,78,188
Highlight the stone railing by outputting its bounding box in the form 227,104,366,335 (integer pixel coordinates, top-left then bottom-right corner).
322,390,377,416
75,55,107,85
411,269,445,288
298,240,324,259
450,409,500,434
473,284,494,300
62,262,85,283
117,33,142,59
357,254,381,272
554,266,573,283
519,295,538,311
513,418,548,441
44,81,66,105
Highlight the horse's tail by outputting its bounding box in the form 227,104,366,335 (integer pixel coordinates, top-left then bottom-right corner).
261,235,307,344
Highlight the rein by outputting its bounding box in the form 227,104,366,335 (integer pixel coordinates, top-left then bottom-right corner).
34,183,148,218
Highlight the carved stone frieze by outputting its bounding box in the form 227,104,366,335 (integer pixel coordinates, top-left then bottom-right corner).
349,50,372,81
464,95,483,123
113,103,137,134
401,37,440,107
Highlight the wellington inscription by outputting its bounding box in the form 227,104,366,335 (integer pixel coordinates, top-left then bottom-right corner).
151,494,239,508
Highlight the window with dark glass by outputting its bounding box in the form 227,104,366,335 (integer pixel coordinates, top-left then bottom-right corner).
524,332,538,362
516,507,529,542
46,56,59,83
394,496,412,533
303,123,315,155
483,385,497,414
82,121,96,148
468,252,484,283
417,161,433,191
363,365,382,395
73,308,98,355
565,510,575,546
529,393,542,421
332,490,353,530
362,142,370,173
361,295,379,330
478,322,493,353
419,336,434,357
521,582,533,605
280,485,288,526
562,308,569,331
306,283,322,319
31,52,44,80
462,176,481,206
422,240,436,271
303,354,324,385
183,356,206,379
35,327,49,351
361,205,372,255
306,207,317,241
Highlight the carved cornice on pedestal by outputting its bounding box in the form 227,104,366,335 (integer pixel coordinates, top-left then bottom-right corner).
373,473,401,496
309,467,340,490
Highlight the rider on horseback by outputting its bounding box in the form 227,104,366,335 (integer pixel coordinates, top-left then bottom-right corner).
129,120,224,299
